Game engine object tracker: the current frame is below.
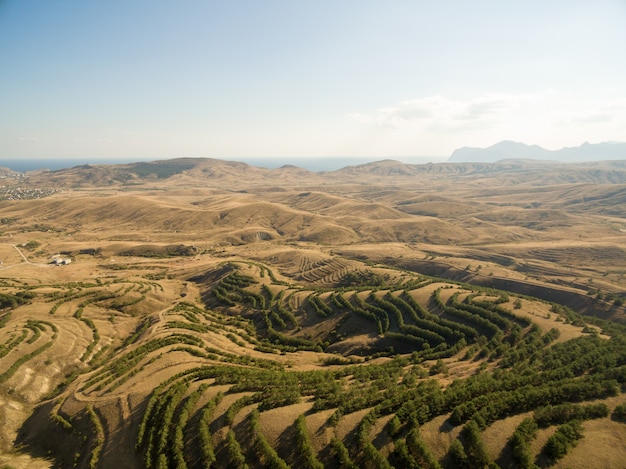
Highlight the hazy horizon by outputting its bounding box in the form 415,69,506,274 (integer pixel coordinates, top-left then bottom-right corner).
1,1,625,161
0,155,452,173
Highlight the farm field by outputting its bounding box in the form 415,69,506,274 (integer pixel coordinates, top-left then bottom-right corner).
1,157,626,468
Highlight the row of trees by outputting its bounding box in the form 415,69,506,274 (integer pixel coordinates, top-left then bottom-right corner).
210,262,565,367
76,261,623,469
0,319,58,383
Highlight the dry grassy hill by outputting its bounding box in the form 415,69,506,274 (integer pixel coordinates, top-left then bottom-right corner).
1,158,626,469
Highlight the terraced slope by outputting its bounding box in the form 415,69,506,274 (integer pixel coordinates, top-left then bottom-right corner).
1,158,625,468
1,251,624,469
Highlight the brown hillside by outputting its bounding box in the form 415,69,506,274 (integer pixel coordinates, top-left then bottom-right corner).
1,157,625,469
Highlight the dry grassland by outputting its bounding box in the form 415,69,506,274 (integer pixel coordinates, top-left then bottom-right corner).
0,158,625,468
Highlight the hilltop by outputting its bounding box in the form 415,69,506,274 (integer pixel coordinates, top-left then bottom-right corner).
17,156,626,189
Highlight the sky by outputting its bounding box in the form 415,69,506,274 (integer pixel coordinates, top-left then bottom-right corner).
1,0,626,163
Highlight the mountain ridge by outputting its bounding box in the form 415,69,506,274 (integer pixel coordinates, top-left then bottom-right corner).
448,140,626,163
19,155,626,189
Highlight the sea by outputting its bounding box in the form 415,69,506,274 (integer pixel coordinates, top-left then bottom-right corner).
0,156,446,173
0,158,153,172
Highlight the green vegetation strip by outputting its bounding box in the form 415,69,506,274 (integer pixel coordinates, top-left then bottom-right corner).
0,322,58,383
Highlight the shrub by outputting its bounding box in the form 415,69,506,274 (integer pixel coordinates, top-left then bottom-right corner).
543,420,584,461
612,403,626,421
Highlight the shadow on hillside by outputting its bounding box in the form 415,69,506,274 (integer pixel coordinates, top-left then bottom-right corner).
14,400,80,467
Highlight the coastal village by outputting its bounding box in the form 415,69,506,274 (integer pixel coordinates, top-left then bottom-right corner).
0,168,58,200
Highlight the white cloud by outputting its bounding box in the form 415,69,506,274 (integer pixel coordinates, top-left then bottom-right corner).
566,111,614,124
345,112,374,124
603,99,626,112
17,136,40,143
354,93,533,133
557,98,626,126
96,137,115,144
346,91,626,155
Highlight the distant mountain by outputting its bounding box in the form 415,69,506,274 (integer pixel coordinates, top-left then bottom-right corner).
20,153,626,190
448,140,626,163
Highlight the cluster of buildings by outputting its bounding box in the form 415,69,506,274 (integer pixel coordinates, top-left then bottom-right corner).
0,169,26,180
0,186,59,200
50,256,72,266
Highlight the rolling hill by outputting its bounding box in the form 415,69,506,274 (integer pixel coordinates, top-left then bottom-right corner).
1,157,626,468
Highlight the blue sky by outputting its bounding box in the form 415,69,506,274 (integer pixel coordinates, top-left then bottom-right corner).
1,0,625,161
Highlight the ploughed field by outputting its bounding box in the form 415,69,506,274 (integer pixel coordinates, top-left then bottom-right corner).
1,158,626,468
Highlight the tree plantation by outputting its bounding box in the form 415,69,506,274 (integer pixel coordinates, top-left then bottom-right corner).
1,157,626,468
